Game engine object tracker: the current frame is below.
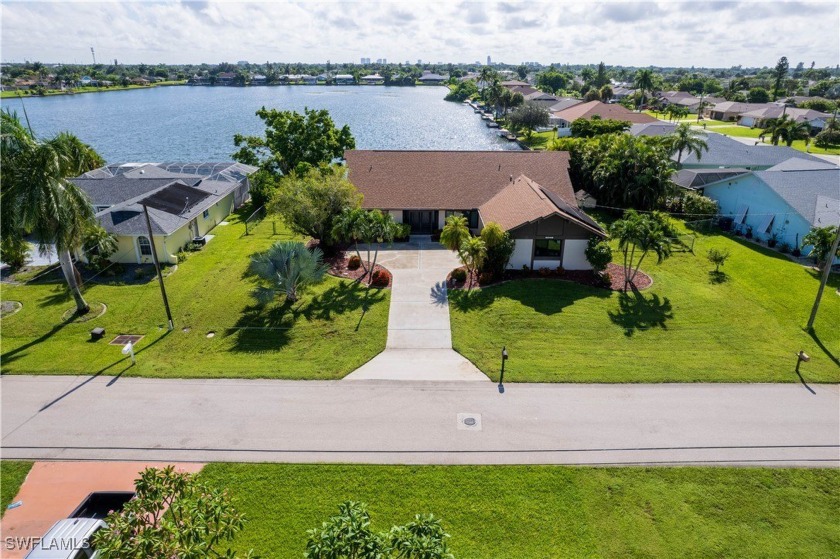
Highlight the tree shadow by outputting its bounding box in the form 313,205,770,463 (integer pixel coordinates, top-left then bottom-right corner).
808,328,839,367
608,288,674,337
230,281,385,352
36,285,72,308
708,270,729,284
449,279,611,315
430,282,448,306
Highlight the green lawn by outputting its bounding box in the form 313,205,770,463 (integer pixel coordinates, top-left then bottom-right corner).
199,464,840,559
518,129,555,150
450,228,839,383
700,126,840,155
1,461,32,515
0,210,389,379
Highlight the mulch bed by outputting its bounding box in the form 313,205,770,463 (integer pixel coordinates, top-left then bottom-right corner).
325,253,392,288
447,262,652,293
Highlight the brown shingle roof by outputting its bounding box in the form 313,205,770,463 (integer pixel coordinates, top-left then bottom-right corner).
345,150,576,210
553,100,658,124
479,175,605,236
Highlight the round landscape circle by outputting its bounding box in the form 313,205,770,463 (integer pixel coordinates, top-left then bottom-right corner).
464,417,476,426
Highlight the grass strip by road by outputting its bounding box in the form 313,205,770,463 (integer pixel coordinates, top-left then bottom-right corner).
450,226,840,383
0,210,390,379
1,461,33,515
200,464,840,559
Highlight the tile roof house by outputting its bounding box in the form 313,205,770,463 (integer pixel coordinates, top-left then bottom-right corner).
418,72,447,84
738,107,832,130
551,101,657,136
677,133,827,170
707,101,776,122
72,162,256,264
700,158,839,260
345,150,605,270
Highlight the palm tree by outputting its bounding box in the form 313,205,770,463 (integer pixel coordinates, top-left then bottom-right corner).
250,241,329,303
440,213,470,265
669,123,709,165
761,114,793,146
460,237,487,288
1,110,104,314
779,119,811,147
609,210,671,289
633,69,655,109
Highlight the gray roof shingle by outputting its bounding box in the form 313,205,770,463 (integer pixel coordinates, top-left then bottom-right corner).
755,167,840,227
679,133,826,168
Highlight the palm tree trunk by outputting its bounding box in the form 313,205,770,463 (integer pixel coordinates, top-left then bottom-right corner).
58,248,89,314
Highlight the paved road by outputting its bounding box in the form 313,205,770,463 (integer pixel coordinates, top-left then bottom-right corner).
2,376,838,466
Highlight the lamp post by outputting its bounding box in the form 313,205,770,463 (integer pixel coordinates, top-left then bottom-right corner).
499,346,508,385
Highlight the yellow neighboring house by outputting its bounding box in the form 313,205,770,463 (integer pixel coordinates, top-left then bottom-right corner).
71,162,257,264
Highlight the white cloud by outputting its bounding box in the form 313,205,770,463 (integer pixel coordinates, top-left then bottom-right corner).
1,0,838,68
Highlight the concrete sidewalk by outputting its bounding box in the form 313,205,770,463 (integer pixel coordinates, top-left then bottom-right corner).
346,237,488,381
2,375,837,466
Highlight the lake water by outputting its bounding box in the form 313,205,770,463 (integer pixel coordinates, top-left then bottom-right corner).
1,86,518,163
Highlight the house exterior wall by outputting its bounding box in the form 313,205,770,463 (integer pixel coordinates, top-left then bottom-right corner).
196,192,236,237
388,210,403,223
509,239,533,269
562,239,590,270
703,175,813,250
739,116,758,127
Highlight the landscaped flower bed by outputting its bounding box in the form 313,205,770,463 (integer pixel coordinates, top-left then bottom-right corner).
326,253,392,288
447,262,651,292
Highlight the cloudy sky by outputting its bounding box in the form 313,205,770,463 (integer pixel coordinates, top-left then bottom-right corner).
2,0,838,68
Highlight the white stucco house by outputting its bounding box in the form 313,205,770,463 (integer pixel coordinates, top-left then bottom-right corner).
344,150,606,270
71,162,257,264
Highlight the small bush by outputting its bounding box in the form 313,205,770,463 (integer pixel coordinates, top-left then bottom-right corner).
792,248,802,257
0,236,29,270
451,268,467,282
135,267,148,279
707,248,731,272
347,254,361,270
478,271,495,285
555,266,565,275
779,242,791,254
522,264,530,272
394,223,411,242
538,267,551,277
371,269,391,287
176,251,189,264
585,237,612,274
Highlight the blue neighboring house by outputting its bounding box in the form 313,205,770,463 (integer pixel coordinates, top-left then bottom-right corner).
692,158,839,261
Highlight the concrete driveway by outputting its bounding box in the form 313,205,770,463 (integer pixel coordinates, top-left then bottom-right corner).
345,237,489,381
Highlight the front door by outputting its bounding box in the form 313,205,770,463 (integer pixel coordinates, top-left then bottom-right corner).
403,210,438,234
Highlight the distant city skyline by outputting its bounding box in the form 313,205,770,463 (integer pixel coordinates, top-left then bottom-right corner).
1,1,839,68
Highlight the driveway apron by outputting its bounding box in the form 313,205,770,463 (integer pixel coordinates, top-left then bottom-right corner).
345,237,489,381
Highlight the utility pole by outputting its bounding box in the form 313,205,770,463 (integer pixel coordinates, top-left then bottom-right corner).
90,47,96,65
806,227,840,331
142,204,175,330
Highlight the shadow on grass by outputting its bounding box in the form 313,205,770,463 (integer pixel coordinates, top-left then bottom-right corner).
808,328,839,367
608,288,674,337
37,330,172,411
449,278,611,315
708,270,729,284
230,281,385,352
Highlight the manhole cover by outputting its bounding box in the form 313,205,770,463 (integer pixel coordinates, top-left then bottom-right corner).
457,413,482,431
109,334,144,345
